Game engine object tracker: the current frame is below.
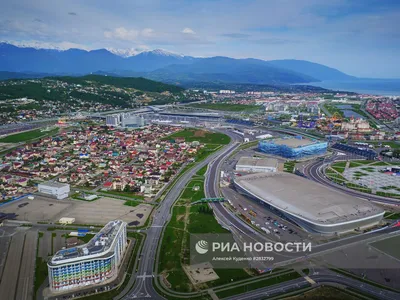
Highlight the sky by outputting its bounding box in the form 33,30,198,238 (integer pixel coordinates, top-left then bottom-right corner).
0,0,399,78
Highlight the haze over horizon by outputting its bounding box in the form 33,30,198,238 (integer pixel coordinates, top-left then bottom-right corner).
1,0,399,78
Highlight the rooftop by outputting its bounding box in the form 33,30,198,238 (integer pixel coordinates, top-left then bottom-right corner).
235,172,384,225
236,157,278,168
38,181,70,188
49,220,125,265
265,137,324,148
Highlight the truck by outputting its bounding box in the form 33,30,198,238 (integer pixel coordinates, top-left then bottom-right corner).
261,227,270,234
249,210,257,217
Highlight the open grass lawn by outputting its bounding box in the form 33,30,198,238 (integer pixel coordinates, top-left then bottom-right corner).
371,161,390,166
159,202,246,292
384,212,400,220
346,182,372,193
209,269,253,288
215,271,301,299
100,190,144,200
33,257,48,300
189,103,261,112
331,166,345,173
124,200,141,207
188,204,229,234
376,191,400,198
164,128,231,145
196,165,208,176
0,127,59,143
180,179,205,203
332,161,347,168
285,286,362,300
283,162,295,173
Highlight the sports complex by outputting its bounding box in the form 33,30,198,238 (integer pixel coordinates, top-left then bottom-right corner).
258,137,328,159
234,172,385,234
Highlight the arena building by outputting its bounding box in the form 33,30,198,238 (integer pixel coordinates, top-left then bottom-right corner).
38,182,70,200
48,220,127,292
236,157,278,173
234,172,384,234
258,136,327,159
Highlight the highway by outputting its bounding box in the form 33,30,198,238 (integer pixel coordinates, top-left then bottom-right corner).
225,270,400,300
119,136,240,299
304,156,400,206
107,126,400,299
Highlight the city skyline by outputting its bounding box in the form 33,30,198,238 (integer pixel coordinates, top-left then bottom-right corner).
1,0,399,78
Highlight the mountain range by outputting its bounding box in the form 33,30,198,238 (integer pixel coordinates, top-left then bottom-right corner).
0,42,355,85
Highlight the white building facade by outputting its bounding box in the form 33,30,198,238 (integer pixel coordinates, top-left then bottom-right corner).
38,182,70,199
48,220,127,292
235,157,278,173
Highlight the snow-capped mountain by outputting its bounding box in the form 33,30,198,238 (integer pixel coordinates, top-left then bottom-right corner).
0,40,86,51
107,47,185,58
106,47,146,58
139,49,185,58
0,42,353,84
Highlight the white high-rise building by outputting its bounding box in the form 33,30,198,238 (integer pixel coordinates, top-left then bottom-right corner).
106,114,120,126
48,220,127,292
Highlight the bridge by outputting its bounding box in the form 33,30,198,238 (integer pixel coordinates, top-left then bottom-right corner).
192,197,225,205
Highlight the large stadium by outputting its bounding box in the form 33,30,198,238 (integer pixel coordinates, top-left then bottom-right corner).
234,172,384,234
258,137,327,159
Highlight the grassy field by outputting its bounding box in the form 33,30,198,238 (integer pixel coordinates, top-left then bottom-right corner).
0,127,59,143
215,271,302,299
158,202,245,292
189,103,261,112
371,236,400,260
178,179,205,204
283,161,296,173
33,257,48,300
196,165,208,176
187,204,229,234
99,190,145,200
124,200,141,207
384,212,400,219
285,286,363,300
163,128,231,145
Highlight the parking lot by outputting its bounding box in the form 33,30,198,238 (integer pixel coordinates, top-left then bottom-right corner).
0,196,72,222
0,229,38,300
0,195,152,226
316,236,400,290
56,197,152,226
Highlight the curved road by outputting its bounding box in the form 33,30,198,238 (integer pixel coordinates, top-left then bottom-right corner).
119,137,240,299
118,128,400,300
304,158,400,206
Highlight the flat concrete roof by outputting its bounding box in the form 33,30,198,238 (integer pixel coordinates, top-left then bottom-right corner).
236,157,278,168
38,182,69,188
235,172,384,225
272,137,317,147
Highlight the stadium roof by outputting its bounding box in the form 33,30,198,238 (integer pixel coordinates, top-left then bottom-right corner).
236,157,278,168
235,172,384,225
272,137,317,147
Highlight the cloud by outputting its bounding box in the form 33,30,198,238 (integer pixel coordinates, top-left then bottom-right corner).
68,12,77,16
221,33,251,39
33,18,43,23
252,38,301,45
182,27,195,35
103,27,156,41
104,27,139,41
141,28,154,37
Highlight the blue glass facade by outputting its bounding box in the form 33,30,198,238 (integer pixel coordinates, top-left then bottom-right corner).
258,138,327,159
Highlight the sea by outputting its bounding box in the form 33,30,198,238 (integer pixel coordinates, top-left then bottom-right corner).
303,78,400,96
